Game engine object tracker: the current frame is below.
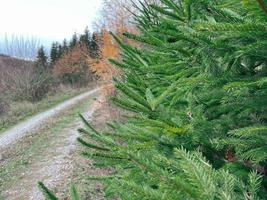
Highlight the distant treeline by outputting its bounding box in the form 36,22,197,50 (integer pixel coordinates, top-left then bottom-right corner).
49,27,101,65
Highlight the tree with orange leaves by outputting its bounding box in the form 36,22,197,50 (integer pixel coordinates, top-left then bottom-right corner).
89,29,120,82
53,44,95,86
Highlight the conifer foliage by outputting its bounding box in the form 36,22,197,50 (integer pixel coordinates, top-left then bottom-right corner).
41,0,267,199
29,46,52,102
35,46,49,71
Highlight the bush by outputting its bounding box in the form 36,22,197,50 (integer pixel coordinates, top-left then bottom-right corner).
0,95,9,116
24,68,53,102
3,66,52,102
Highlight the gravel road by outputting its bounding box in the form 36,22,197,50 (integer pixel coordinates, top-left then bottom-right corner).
0,88,100,150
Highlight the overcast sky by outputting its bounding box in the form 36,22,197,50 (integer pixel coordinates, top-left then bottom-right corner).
0,0,103,42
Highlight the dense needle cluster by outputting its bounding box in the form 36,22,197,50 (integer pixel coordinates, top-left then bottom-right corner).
40,0,267,199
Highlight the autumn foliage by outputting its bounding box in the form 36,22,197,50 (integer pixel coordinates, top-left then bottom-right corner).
53,44,95,85
90,30,120,82
52,0,144,88
52,30,121,87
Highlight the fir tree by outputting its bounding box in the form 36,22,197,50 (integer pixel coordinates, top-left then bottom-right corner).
40,0,267,199
50,42,59,64
57,44,64,59
79,26,91,50
35,46,48,69
81,0,267,199
62,39,69,53
31,46,52,102
89,32,101,59
69,32,78,49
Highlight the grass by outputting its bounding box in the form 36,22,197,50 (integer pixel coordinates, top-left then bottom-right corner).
0,95,95,199
0,86,90,134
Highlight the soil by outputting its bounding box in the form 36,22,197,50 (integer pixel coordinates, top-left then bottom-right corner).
0,87,121,200
0,89,104,200
0,88,100,149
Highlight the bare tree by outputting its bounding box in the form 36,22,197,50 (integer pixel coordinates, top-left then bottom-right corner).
93,0,161,33
93,0,138,33
0,34,41,60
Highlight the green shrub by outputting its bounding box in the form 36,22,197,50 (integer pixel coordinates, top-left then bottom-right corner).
0,95,9,116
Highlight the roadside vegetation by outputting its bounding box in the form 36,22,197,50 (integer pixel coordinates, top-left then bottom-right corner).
0,96,95,199
0,86,89,133
0,27,107,133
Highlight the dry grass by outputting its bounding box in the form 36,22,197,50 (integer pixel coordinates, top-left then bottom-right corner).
0,96,95,199
0,86,92,133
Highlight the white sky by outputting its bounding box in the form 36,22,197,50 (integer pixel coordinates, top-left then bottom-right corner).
0,0,103,42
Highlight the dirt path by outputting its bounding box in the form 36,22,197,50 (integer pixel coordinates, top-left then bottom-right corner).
3,121,81,200
0,88,104,200
0,88,100,150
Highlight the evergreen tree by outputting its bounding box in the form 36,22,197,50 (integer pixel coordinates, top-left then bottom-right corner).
35,46,48,69
69,32,78,49
89,32,100,59
57,44,64,59
62,39,69,53
79,26,91,50
50,41,67,64
50,42,58,64
80,0,267,199
40,0,267,199
31,45,52,101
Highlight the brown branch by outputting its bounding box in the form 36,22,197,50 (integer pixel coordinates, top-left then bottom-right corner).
257,0,267,16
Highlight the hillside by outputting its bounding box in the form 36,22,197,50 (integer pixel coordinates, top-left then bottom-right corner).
0,54,33,70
